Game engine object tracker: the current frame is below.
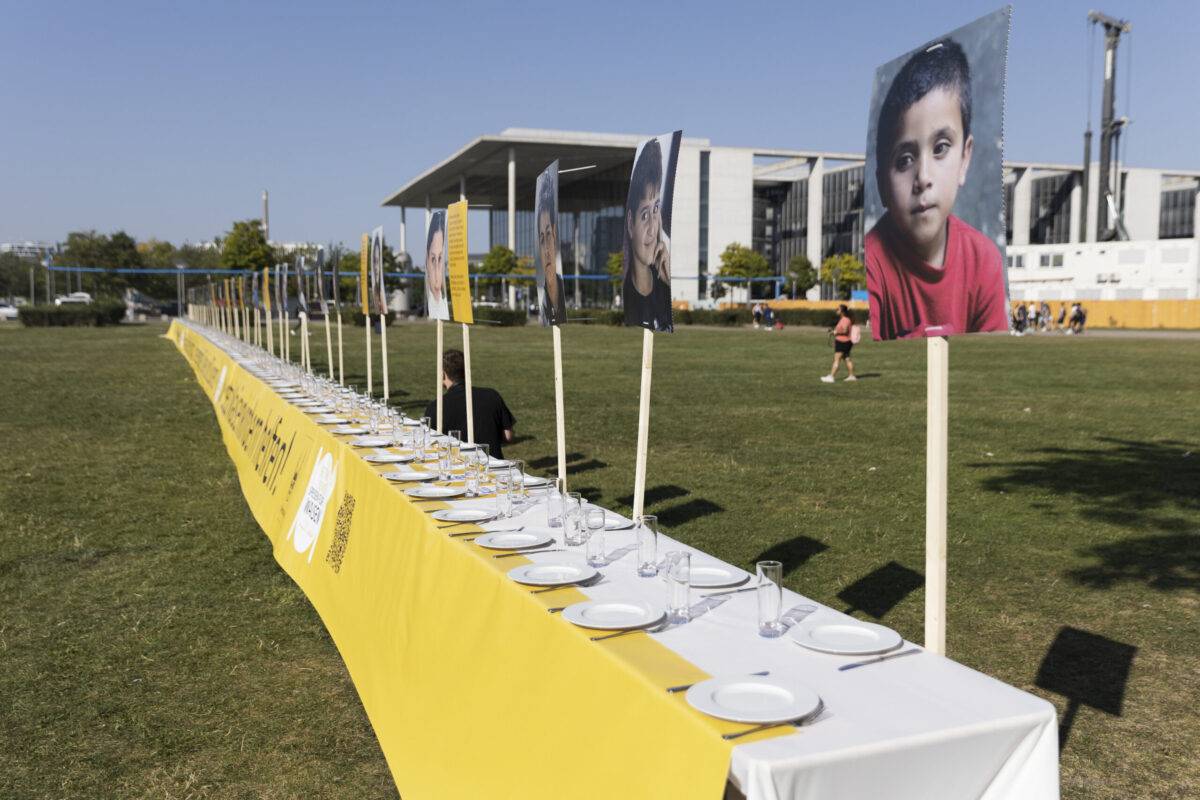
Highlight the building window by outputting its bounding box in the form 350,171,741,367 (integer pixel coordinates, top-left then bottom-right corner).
1038,253,1064,268
1007,254,1024,269
1159,186,1196,239
1029,174,1074,245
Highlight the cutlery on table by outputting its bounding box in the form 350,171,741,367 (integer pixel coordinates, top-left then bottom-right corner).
450,526,522,538
722,721,795,741
493,547,563,559
591,620,669,642
666,671,768,694
547,606,566,614
701,585,756,598
838,647,921,672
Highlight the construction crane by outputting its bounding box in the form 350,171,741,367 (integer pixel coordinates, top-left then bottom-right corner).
1083,10,1132,242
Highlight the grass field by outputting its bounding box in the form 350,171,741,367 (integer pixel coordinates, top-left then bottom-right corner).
2,319,1197,799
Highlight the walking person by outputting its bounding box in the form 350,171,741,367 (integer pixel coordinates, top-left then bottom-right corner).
821,304,858,383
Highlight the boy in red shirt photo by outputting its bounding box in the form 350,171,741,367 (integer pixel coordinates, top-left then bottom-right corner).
865,38,1009,340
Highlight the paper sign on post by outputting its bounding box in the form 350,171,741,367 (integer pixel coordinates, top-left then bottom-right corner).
446,200,472,325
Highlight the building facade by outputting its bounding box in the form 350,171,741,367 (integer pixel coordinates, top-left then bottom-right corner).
383,129,1200,303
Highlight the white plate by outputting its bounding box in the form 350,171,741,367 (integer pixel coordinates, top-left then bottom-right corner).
315,416,349,425
430,508,497,523
290,399,321,407
562,600,665,631
364,452,415,464
604,515,635,531
788,620,903,656
686,675,822,724
474,531,554,550
507,562,598,587
382,470,436,482
688,563,751,589
520,475,551,488
302,406,335,414
329,426,367,435
348,436,392,447
405,486,466,499
487,458,514,468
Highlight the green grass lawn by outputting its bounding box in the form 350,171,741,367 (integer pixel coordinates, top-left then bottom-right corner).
2,320,1197,799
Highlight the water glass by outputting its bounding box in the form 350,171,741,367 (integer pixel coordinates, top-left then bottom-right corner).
756,560,784,638
635,515,659,577
494,469,514,518
584,508,607,567
437,440,453,481
546,478,566,528
563,492,585,546
510,460,527,501
664,551,691,624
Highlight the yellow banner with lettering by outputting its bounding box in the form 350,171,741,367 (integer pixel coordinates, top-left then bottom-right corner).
165,320,759,799
446,200,473,324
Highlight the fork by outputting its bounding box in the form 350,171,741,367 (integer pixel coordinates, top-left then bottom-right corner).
493,547,563,559
591,620,670,642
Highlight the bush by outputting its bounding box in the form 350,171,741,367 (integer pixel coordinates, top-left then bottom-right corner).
349,310,398,327
18,302,125,327
472,307,527,327
568,309,623,326
774,308,840,328
677,308,752,326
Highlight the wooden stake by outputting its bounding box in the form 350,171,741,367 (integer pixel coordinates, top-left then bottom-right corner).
266,308,274,356
462,322,474,444
365,321,373,396
552,325,567,487
380,314,390,404
925,336,949,656
435,319,444,431
336,312,345,384
631,328,655,520
283,310,290,363
324,313,334,381
300,312,310,373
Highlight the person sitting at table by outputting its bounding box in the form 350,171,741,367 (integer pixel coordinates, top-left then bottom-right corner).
424,349,516,458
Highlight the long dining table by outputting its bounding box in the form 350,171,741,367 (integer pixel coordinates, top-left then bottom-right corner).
168,318,1059,799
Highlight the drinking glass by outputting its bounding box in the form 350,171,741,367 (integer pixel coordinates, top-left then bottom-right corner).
494,468,514,518
756,561,784,638
546,478,566,528
437,440,452,481
635,515,659,577
474,445,492,494
563,492,585,546
664,551,691,624
584,508,607,567
464,455,480,497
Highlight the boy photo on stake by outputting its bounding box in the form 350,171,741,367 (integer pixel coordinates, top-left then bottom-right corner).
865,36,1009,341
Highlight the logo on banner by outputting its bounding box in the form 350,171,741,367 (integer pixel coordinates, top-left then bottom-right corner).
287,449,338,564
213,365,228,403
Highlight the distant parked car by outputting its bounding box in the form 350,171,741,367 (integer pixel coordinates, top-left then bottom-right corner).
0,302,19,320
54,292,93,306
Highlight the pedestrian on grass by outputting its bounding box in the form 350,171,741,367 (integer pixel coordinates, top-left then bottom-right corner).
752,302,763,328
423,349,516,458
821,304,858,383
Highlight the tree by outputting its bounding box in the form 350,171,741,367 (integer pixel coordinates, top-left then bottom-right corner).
717,242,771,300
61,230,143,298
0,252,30,302
785,254,818,299
478,245,519,293
605,252,623,285
220,220,275,274
819,253,866,300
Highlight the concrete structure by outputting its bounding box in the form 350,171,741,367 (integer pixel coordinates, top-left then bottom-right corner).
383,128,1200,303
0,241,54,259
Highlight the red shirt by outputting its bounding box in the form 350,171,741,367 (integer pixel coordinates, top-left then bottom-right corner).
833,316,852,342
865,214,1009,341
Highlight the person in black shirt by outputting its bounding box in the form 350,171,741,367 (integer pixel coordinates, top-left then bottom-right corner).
623,137,674,332
424,348,516,458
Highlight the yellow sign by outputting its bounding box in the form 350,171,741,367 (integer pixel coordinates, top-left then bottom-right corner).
166,319,765,799
446,200,472,324
262,267,271,312
359,234,370,315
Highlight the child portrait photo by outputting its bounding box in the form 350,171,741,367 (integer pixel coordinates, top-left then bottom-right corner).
535,161,567,327
622,130,681,333
863,7,1012,340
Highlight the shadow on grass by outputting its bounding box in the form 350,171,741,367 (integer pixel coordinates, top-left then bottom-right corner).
837,561,923,618
752,536,829,577
617,485,688,508
1068,532,1200,593
1035,626,1137,750
971,437,1200,532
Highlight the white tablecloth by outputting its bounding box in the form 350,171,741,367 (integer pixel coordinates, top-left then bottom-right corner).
443,494,1059,800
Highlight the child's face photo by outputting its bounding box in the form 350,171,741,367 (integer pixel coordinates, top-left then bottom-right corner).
884,86,974,261
627,184,662,270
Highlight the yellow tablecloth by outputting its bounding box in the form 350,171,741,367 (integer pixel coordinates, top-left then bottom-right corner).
167,320,775,799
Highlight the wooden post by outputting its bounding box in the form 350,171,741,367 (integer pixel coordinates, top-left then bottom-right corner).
631,328,655,520
925,336,949,656
299,312,310,373
283,308,290,363
462,322,474,443
324,313,334,380
365,322,373,396
380,314,390,404
552,325,567,487
336,312,345,384
435,319,444,431
265,307,274,357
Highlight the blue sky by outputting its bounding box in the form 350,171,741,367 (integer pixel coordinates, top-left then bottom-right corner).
2,0,1196,256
